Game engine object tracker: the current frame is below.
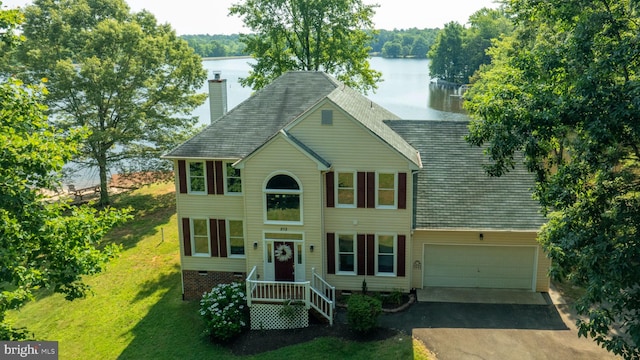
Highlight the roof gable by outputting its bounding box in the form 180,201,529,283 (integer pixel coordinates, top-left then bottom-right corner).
164,71,420,169
285,95,422,169
235,130,331,170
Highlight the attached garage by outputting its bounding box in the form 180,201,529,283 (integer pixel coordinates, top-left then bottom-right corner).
423,244,537,290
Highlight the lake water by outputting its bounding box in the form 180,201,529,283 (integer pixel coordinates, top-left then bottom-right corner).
194,57,470,125
69,57,469,187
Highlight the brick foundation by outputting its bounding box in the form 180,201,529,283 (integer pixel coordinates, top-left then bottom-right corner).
182,270,246,300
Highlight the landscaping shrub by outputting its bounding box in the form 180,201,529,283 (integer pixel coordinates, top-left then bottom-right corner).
199,282,248,342
347,294,382,333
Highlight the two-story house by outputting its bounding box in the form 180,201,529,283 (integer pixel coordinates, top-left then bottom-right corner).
163,71,549,328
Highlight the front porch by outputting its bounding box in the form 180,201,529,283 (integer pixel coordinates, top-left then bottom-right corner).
246,266,336,329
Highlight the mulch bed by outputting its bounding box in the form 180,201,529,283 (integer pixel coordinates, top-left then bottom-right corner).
227,317,400,356
224,294,415,356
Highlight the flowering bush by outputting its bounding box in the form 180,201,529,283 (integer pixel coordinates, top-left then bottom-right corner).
199,282,248,342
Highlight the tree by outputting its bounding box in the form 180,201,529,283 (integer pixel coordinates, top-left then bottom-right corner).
229,0,382,93
0,6,131,339
15,0,207,205
382,41,402,58
428,21,464,83
0,1,23,72
464,8,513,80
410,36,430,58
464,1,640,358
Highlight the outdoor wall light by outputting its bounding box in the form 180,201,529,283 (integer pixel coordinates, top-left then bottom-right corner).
479,233,484,241
253,241,258,249
310,244,314,252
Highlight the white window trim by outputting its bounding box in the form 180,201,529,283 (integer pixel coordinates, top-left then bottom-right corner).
187,160,207,195
263,171,304,225
224,162,243,195
191,218,210,257
375,172,398,209
226,219,246,258
336,232,357,275
375,233,397,276
335,171,357,208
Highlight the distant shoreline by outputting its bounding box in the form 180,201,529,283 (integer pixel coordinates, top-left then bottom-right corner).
201,55,252,61
200,55,426,61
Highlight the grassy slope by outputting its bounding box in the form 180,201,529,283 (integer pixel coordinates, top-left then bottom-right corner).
7,183,427,359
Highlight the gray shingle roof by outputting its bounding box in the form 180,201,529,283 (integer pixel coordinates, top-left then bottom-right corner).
386,120,546,230
164,72,338,159
164,71,421,168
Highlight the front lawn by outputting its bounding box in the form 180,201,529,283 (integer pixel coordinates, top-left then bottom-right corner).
7,182,428,359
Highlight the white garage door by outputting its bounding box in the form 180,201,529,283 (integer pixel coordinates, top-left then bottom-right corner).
424,245,536,289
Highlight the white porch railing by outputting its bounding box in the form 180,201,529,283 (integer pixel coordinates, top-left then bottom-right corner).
311,267,335,325
246,266,335,326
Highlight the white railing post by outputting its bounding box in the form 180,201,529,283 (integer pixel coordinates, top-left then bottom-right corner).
246,266,257,306
305,282,311,309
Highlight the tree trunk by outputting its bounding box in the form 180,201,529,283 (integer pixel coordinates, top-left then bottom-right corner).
97,155,110,206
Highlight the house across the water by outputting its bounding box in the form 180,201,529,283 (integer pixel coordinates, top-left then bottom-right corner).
162,71,549,329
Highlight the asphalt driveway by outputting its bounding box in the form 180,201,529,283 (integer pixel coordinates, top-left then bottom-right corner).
377,291,621,360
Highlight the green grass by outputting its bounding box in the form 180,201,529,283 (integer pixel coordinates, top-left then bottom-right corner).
7,182,427,359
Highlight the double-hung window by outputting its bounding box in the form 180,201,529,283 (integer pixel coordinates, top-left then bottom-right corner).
191,219,210,256
188,161,206,193
225,163,242,194
376,172,397,208
336,172,356,207
376,234,396,275
337,233,356,274
227,220,245,257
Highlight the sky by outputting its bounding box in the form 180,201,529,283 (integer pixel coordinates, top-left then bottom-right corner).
2,0,499,35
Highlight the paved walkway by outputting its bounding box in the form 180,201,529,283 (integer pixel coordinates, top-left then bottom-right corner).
377,286,621,360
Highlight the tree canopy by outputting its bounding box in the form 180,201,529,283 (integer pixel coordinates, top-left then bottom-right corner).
229,0,381,93
14,0,208,205
465,0,640,357
0,5,131,339
429,7,513,84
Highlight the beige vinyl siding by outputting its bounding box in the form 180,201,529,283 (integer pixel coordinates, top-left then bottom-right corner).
325,249,411,293
172,159,248,273
288,104,414,290
288,103,413,170
241,136,323,279
176,195,244,218
181,257,246,272
411,230,550,292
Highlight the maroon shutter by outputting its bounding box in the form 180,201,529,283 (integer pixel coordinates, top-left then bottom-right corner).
326,172,335,208
397,235,406,277
366,172,375,208
206,161,215,195
178,160,187,194
327,233,336,274
182,218,191,256
398,172,407,209
357,172,366,208
209,219,219,257
218,219,227,257
366,234,375,275
357,234,366,275
215,161,224,195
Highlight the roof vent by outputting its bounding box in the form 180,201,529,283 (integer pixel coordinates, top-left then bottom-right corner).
321,110,333,125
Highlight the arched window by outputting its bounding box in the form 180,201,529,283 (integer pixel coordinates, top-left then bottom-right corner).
265,174,302,223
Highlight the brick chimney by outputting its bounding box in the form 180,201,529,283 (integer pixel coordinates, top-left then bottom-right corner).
208,71,227,123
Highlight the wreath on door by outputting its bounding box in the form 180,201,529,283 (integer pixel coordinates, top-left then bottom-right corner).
274,244,293,262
